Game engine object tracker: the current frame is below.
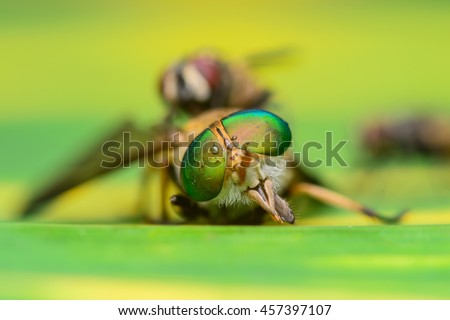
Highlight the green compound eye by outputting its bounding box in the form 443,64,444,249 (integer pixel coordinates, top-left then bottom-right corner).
180,129,227,201
222,109,292,156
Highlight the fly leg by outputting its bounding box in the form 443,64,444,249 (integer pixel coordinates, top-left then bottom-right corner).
135,166,159,223
169,194,209,222
290,182,407,224
22,121,174,218
227,207,267,225
135,142,169,224
169,197,266,225
136,164,179,224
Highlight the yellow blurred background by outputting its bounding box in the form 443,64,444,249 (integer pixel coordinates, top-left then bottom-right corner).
1,0,449,122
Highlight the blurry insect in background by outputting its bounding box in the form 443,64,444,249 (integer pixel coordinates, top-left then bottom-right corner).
357,114,450,204
21,50,405,224
362,115,450,159
159,49,283,121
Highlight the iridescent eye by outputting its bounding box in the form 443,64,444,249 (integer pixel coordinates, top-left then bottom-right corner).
180,129,226,201
221,109,292,156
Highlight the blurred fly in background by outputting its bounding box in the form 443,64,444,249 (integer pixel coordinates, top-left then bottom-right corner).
355,112,450,213
362,115,450,159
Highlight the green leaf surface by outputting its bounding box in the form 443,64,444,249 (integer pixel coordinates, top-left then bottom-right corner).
1,223,449,299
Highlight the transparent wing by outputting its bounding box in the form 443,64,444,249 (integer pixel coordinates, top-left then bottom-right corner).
244,47,296,68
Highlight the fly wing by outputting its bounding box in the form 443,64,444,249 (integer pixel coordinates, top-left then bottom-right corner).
22,121,171,217
225,47,296,110
244,47,296,68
